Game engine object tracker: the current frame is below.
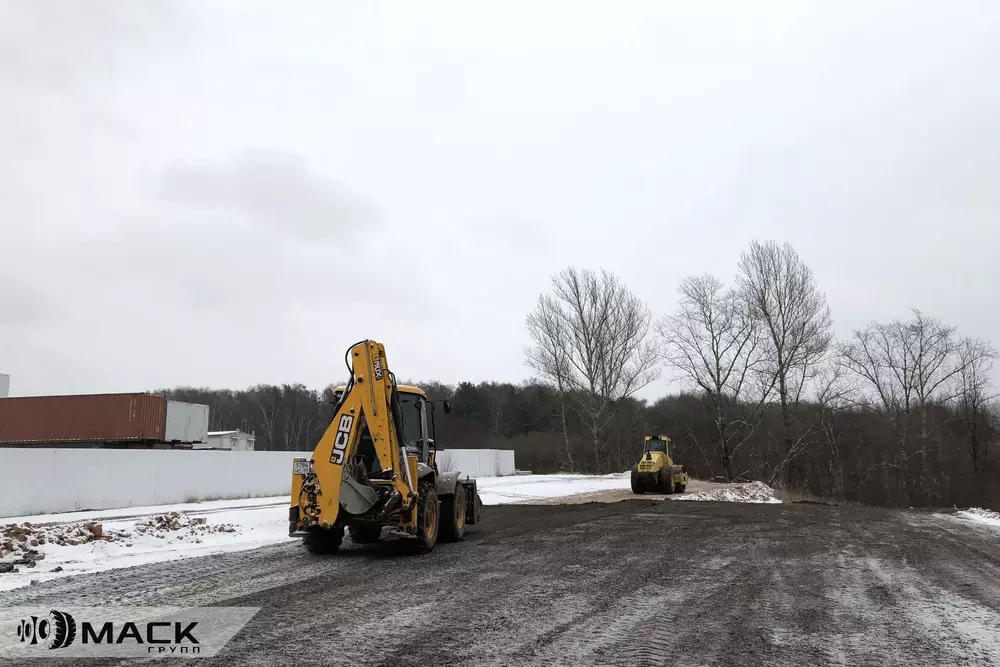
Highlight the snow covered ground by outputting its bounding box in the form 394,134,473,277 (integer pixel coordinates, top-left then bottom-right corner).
0,497,295,592
948,507,1000,527
476,472,632,504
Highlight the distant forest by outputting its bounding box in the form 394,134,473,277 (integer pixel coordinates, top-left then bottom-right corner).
160,240,1000,510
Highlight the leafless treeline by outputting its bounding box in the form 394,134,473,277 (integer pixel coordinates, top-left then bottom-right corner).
523,240,999,507
160,239,1000,509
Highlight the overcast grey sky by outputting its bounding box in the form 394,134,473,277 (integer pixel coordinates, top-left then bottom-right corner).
2,0,999,401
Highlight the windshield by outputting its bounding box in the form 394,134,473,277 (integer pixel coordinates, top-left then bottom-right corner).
397,392,423,453
645,439,668,453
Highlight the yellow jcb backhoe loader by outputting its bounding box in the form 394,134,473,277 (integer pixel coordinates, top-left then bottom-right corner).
288,339,483,553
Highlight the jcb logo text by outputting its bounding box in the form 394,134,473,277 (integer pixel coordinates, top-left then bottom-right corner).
329,415,354,464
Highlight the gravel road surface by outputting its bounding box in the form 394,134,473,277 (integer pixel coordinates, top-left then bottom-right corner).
2,498,999,666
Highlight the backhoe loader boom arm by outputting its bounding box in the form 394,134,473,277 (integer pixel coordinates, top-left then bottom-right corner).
298,340,416,529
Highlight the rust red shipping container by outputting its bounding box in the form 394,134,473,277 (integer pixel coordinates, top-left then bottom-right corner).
0,393,167,444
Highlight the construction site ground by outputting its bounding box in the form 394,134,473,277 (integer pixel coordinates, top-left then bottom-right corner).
3,491,999,667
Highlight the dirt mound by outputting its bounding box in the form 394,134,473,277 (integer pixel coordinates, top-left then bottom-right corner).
1,512,242,573
134,511,239,537
2,520,127,556
671,480,781,504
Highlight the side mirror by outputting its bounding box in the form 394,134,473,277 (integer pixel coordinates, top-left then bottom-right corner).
443,400,452,414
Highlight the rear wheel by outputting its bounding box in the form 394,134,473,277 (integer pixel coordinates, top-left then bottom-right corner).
348,524,383,544
415,483,440,552
676,483,687,493
303,524,344,554
631,467,644,494
439,484,467,543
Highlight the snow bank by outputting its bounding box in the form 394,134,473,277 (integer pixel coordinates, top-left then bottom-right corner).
475,472,631,504
670,481,781,504
953,507,1000,527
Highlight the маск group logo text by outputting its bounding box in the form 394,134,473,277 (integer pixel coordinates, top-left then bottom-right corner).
17,608,201,655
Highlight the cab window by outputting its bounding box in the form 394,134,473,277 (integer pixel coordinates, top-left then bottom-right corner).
397,392,423,453
646,439,668,453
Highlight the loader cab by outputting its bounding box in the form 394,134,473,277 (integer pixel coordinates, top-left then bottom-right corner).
645,436,669,455
642,435,672,464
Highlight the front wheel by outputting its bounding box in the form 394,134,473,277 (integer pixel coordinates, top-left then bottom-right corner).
630,467,644,494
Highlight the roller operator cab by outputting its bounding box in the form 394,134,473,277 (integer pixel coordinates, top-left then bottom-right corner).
289,340,483,554
631,435,688,494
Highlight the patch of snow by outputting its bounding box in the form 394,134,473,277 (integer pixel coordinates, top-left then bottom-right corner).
0,502,296,592
0,496,291,527
670,480,781,504
952,507,1000,527
474,472,631,504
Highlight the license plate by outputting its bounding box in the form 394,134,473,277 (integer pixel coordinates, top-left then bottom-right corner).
292,460,312,475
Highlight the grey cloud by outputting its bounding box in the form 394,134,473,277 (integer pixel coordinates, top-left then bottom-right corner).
0,275,57,326
0,0,189,93
159,149,383,241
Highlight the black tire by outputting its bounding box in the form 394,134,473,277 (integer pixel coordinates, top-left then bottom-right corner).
631,467,644,494
415,483,440,553
47,610,76,650
348,524,383,544
660,468,675,494
676,483,687,493
439,483,467,543
303,524,344,554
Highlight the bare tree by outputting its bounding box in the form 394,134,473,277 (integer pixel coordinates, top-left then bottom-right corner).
838,309,998,495
735,240,833,457
525,296,575,466
955,337,997,475
525,267,659,466
249,384,281,450
767,359,851,486
655,273,770,480
839,310,983,441
282,384,320,451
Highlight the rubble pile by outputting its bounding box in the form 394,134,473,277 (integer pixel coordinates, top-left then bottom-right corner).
133,512,239,541
1,512,243,575
2,520,125,556
0,520,123,573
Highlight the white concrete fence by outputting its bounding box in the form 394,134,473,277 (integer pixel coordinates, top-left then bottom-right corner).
435,449,515,478
0,447,515,517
